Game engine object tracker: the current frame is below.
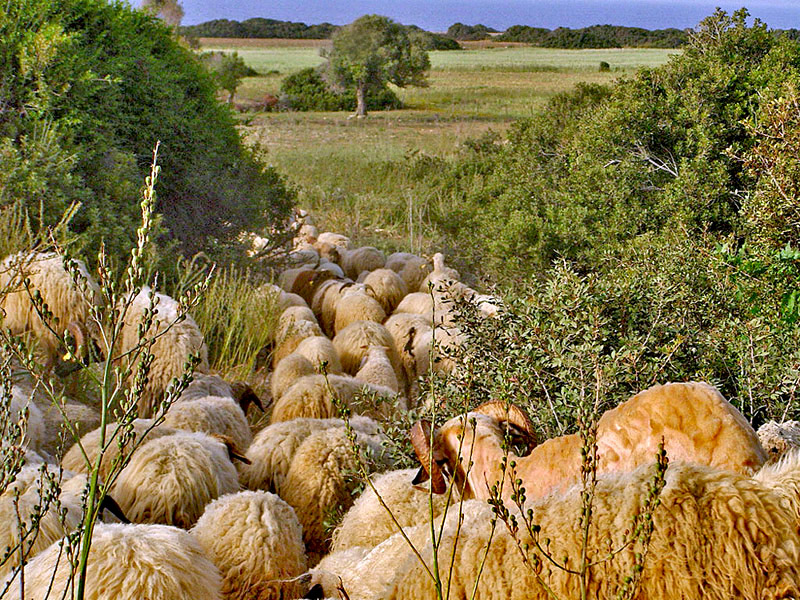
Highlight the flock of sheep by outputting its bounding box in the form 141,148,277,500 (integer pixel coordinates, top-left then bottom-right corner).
1,219,800,600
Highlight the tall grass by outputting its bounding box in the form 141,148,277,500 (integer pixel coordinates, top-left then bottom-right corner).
192,267,280,380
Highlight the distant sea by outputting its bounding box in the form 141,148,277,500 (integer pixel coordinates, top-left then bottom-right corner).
172,0,800,31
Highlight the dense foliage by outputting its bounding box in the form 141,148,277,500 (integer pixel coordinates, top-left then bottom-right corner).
445,23,498,41
279,68,401,112
181,17,337,39
0,0,293,260
497,24,688,48
200,51,258,103
324,15,430,116
401,10,800,423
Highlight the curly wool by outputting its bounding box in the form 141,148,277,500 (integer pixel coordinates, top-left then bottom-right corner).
281,427,389,561
118,287,209,418
0,252,100,368
272,319,324,368
270,374,397,423
239,417,381,496
758,420,800,464
191,491,307,600
111,431,240,529
270,353,316,403
4,522,224,600
354,345,400,395
61,418,178,482
163,396,252,451
362,269,409,315
332,468,456,552
332,320,404,385
387,460,800,600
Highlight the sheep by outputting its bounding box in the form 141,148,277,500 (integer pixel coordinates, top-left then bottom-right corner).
37,396,100,457
393,291,435,320
238,416,381,496
411,325,461,378
397,256,432,293
384,458,800,600
362,268,409,315
118,286,209,418
315,281,361,338
275,305,318,342
110,431,243,529
270,374,397,423
384,251,417,272
270,353,315,403
331,468,457,553
273,318,324,368
61,418,178,482
340,247,385,280
294,335,343,374
0,466,84,578
317,259,345,278
279,267,314,293
412,383,768,503
315,232,352,251
5,522,225,600
180,372,233,400
295,222,319,245
418,252,460,293
355,345,400,395
0,252,101,370
163,396,252,451
333,290,386,334
281,426,390,562
758,420,800,464
191,491,307,600
287,245,320,269
282,268,336,306
5,385,45,454
332,320,404,385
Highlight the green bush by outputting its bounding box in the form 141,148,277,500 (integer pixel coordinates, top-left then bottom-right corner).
279,68,401,112
0,0,293,262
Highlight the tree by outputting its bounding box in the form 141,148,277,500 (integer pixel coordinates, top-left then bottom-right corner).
324,15,430,117
201,51,257,104
142,0,184,27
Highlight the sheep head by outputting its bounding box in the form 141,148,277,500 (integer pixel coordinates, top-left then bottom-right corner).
411,401,536,499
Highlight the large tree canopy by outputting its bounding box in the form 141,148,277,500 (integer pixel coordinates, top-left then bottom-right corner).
325,14,430,116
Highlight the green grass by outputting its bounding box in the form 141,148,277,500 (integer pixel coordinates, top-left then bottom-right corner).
207,40,679,253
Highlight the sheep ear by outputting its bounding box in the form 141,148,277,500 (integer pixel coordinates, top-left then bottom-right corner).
100,494,130,523
302,584,325,600
412,466,429,485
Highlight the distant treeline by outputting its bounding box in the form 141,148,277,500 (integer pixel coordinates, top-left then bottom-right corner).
180,18,337,39
496,24,689,48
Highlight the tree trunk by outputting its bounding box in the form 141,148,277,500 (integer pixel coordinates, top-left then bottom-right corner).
355,82,367,117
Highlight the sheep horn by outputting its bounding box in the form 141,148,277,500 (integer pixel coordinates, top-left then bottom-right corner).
473,400,537,451
213,434,252,465
302,584,325,600
410,420,446,494
100,494,130,523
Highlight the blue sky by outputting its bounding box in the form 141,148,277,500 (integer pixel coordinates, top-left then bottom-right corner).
161,1,800,30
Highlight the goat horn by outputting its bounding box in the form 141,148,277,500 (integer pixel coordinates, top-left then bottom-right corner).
473,400,537,450
410,420,446,494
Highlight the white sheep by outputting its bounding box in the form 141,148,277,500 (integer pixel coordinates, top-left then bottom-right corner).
0,252,100,371
118,286,209,418
332,320,404,385
355,345,400,395
317,259,345,278
61,418,178,482
5,522,224,600
270,352,315,403
315,232,352,251
5,385,45,455
272,318,324,368
110,430,242,529
383,313,432,398
293,335,343,373
238,416,380,496
275,305,318,342
331,468,456,553
191,491,307,600
163,395,252,451
758,420,800,464
393,291,435,321
180,372,234,400
418,252,460,293
362,268,408,315
270,373,397,423
340,247,386,280
333,289,386,334
281,426,390,562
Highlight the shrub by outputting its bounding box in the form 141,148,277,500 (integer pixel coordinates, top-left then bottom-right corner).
279,68,401,112
0,0,293,262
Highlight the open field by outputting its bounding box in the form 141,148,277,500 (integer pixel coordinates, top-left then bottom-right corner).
203,39,678,247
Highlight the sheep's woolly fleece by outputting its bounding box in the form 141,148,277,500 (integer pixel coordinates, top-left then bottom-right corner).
191,491,307,600
163,395,252,450
4,522,224,600
111,431,240,529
